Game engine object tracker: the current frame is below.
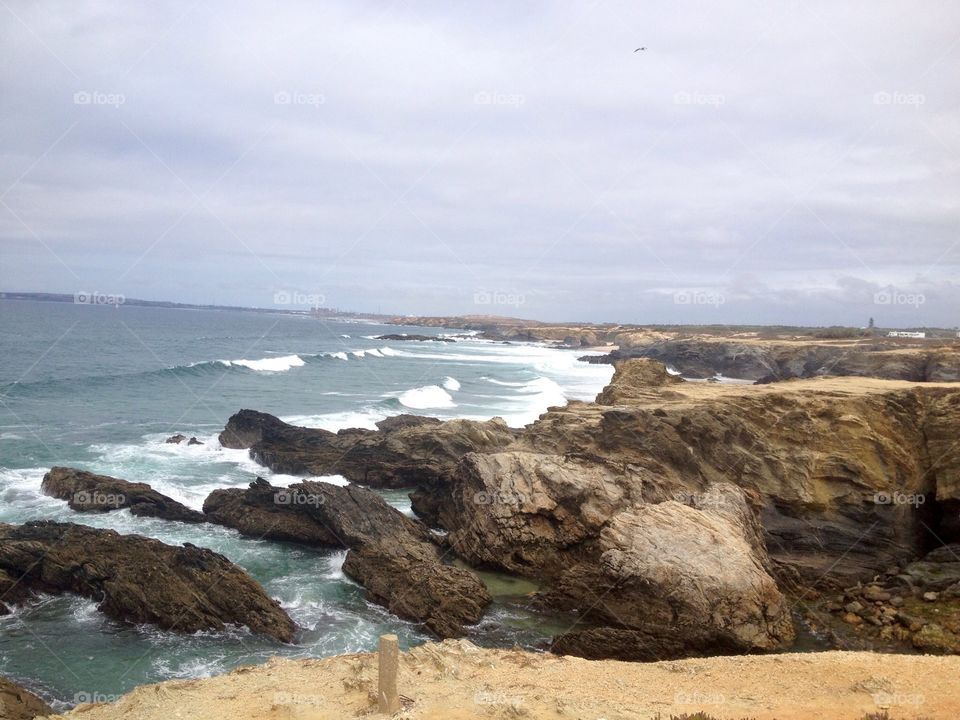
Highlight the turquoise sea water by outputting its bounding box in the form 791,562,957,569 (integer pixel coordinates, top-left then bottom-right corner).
0,299,612,708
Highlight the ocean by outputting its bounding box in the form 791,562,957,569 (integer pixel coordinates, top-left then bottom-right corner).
0,299,613,708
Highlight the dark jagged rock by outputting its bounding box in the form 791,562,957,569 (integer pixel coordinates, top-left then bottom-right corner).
165,433,187,444
218,410,515,489
41,467,206,523
203,478,491,637
187,436,203,445
0,521,295,641
0,677,53,720
375,334,455,342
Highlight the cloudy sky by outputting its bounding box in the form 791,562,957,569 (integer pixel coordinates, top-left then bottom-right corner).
1,0,958,326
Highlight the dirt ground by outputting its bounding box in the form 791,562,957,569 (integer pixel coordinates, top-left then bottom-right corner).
46,641,960,720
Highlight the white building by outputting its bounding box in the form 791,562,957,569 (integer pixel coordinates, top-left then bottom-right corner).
887,331,926,339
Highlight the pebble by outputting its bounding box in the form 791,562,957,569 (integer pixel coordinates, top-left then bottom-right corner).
923,592,939,602
863,586,891,602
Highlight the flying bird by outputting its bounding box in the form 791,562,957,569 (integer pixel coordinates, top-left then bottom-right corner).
634,47,647,52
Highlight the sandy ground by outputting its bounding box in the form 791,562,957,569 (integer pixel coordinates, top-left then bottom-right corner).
45,641,960,720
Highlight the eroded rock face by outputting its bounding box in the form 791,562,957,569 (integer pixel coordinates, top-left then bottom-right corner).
215,358,960,660
0,677,53,720
41,467,205,523
444,458,793,658
0,521,295,641
219,410,515,488
203,479,491,637
585,339,960,382
510,369,960,586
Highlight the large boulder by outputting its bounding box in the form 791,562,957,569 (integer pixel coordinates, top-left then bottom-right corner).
0,521,295,642
41,467,206,523
203,479,491,637
218,411,515,488
443,453,793,659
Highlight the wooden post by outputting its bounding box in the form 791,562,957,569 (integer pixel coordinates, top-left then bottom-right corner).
378,633,401,715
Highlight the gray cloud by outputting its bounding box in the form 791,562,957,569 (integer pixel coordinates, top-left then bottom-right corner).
1,0,958,326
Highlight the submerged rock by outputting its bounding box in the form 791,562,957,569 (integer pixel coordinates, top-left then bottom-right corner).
0,521,295,641
41,467,205,523
203,478,491,637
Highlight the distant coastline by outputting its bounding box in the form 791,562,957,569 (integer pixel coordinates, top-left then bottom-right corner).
0,291,383,320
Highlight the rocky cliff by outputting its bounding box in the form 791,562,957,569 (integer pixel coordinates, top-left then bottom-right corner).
218,358,960,660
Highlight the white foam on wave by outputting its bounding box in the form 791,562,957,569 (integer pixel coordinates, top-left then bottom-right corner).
329,352,348,361
351,350,365,358
365,349,383,357
397,385,456,409
0,466,65,521
282,408,391,432
220,354,305,373
442,376,461,391
85,432,265,509
379,347,397,356
269,472,350,488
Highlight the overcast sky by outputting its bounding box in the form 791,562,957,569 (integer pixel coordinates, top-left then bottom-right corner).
1,1,958,326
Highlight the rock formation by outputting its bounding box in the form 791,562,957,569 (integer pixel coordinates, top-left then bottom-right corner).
375,334,455,342
216,357,960,660
0,521,295,642
583,338,960,382
0,678,53,720
41,467,206,523
219,410,515,488
203,478,491,637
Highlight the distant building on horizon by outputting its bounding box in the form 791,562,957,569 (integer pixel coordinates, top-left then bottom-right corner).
887,331,926,339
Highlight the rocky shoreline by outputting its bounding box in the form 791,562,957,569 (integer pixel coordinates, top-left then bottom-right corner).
3,336,960,715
